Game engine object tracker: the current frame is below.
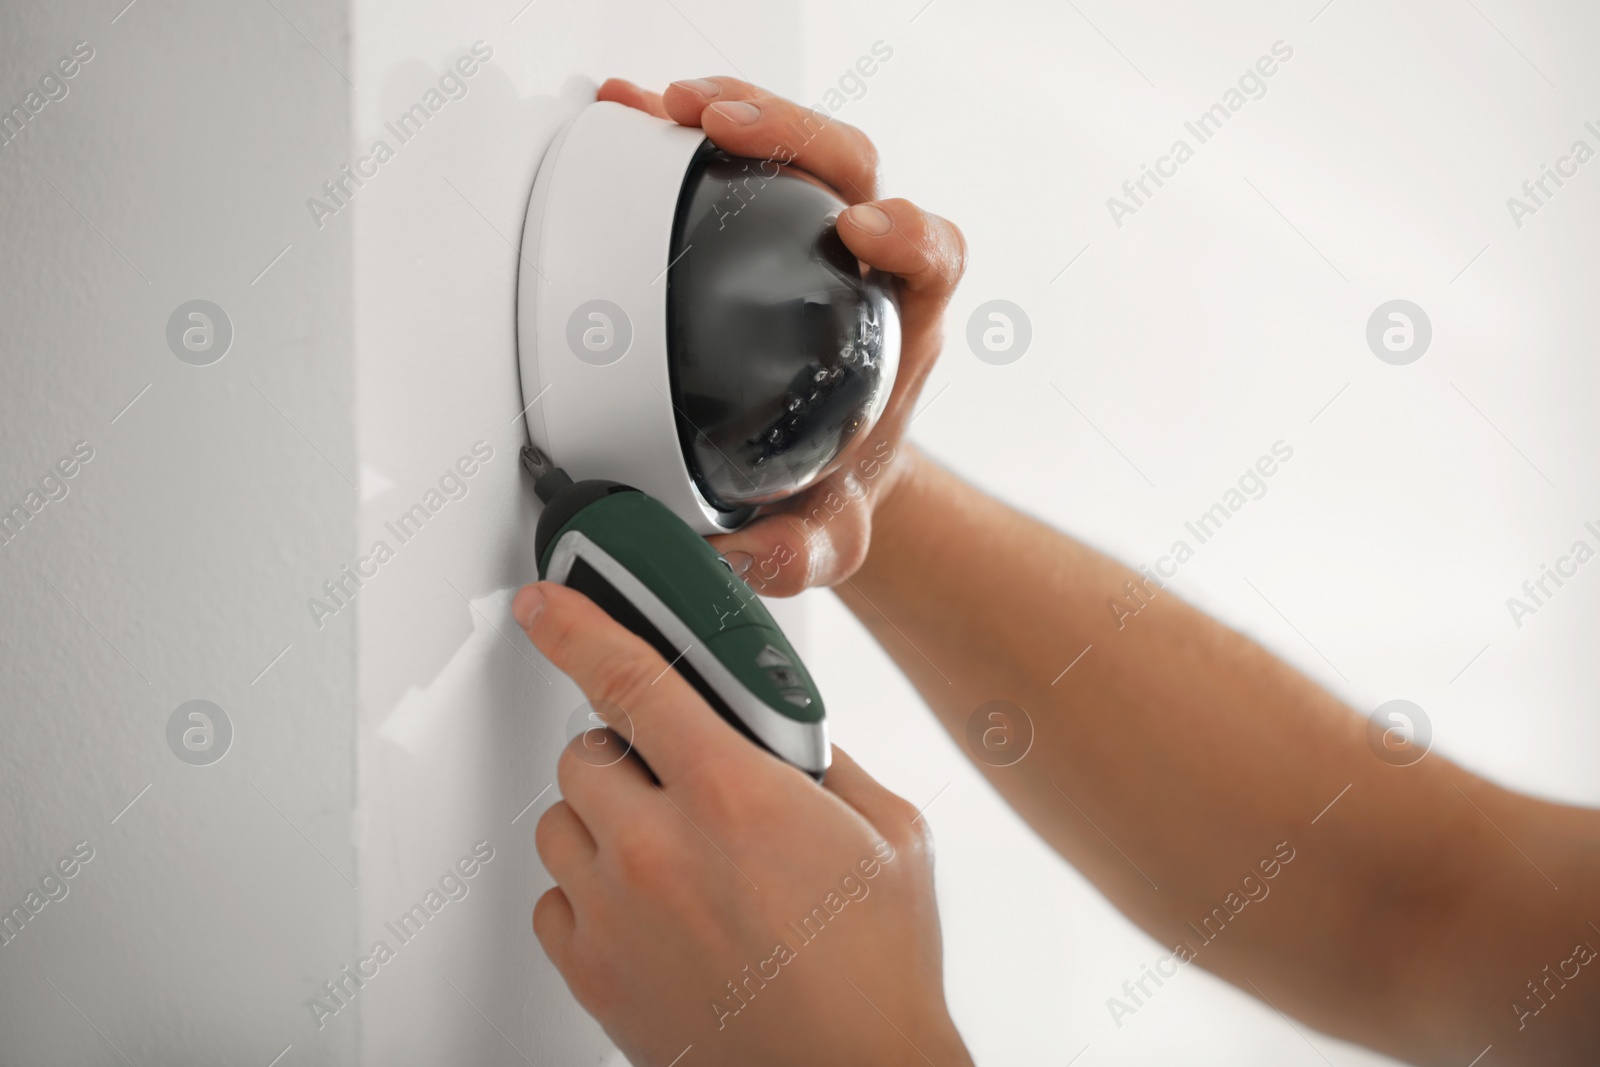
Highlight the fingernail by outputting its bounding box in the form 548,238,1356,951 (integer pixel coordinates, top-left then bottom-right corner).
673,78,721,98
710,100,761,125
721,551,754,578
513,584,546,629
845,203,892,235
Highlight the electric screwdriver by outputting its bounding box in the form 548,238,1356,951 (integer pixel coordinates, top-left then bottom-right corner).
522,445,829,780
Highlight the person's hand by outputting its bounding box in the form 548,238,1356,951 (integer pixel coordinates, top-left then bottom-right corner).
598,76,966,596
513,580,973,1067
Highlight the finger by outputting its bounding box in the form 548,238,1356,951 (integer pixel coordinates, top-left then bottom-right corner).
515,582,757,785
708,483,869,598
557,730,661,840
535,800,597,890
595,77,669,119
532,886,576,965
838,201,963,442
664,77,879,203
660,76,762,125
838,199,967,307
717,207,962,590
714,427,927,594
824,746,928,855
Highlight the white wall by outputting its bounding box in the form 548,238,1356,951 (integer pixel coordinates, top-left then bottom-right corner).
348,2,799,1064
0,1,358,1064
798,1,1600,1065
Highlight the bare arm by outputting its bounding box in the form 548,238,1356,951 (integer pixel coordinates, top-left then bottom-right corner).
614,70,1600,1066
834,446,1600,1066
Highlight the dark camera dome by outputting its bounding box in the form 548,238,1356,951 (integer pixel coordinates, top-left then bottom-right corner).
666,144,901,515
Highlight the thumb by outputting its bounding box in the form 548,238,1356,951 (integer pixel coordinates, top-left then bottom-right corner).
708,473,874,597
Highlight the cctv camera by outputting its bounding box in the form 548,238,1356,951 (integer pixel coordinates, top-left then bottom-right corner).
516,101,901,534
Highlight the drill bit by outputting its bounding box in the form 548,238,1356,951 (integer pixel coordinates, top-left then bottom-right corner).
521,445,573,504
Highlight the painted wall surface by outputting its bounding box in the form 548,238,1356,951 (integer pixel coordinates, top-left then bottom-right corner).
796,2,1600,1065
0,1,357,1064
348,2,799,1064
1,0,801,1063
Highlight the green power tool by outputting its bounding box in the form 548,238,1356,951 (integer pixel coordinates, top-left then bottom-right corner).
523,445,829,781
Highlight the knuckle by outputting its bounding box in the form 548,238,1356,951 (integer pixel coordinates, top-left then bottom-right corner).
854,134,882,192
741,523,809,596
531,886,564,937
555,739,585,793
746,565,804,598
534,802,569,862
942,218,969,284
900,806,937,862
910,811,937,855
792,484,868,587
533,593,584,662
871,791,932,856
612,819,676,887
823,528,869,588
587,649,659,711
888,793,923,832
531,898,562,959
880,199,965,289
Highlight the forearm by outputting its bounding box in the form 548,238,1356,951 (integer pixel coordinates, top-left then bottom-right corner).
836,446,1600,1063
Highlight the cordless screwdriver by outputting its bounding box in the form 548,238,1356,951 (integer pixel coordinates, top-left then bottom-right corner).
522,445,829,780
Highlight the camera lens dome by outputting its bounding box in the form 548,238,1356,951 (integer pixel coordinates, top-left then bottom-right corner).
667,145,901,514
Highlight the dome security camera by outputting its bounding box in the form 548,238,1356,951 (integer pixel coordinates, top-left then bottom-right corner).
516,100,902,535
